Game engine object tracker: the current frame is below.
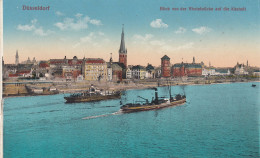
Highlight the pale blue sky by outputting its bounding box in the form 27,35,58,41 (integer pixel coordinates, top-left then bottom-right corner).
3,0,260,67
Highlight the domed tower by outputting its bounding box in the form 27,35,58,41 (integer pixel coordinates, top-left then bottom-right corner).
119,25,127,68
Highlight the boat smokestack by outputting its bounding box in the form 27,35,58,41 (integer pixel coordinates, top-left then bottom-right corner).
152,88,158,103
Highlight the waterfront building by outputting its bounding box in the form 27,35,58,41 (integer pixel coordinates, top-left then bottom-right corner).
111,63,123,81
49,56,83,79
140,69,147,80
82,58,107,81
146,64,155,79
155,67,161,78
132,65,146,79
49,58,67,78
234,63,248,75
3,64,17,78
126,68,132,79
253,70,260,77
63,56,83,80
37,61,50,78
107,64,113,81
172,62,202,77
62,66,75,80
107,54,113,81
15,64,34,77
107,54,123,82
215,68,231,76
202,67,216,76
161,55,171,78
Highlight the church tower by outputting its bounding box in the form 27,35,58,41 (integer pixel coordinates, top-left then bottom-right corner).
15,50,19,65
119,25,127,68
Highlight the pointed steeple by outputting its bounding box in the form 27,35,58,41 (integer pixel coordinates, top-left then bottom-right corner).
109,53,113,63
119,24,127,54
15,50,19,65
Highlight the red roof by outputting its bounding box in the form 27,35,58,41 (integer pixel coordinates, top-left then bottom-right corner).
9,74,18,77
16,70,31,74
50,59,66,64
68,60,83,65
85,58,105,64
39,62,49,68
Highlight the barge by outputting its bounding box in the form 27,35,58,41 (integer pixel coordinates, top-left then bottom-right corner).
120,87,186,113
64,86,121,103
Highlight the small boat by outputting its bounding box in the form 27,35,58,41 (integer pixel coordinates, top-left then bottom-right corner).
120,87,186,113
252,84,256,87
64,86,121,103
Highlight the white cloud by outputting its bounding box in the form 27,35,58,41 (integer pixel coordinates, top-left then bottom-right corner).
98,32,105,36
54,22,66,30
31,19,37,24
175,27,186,34
133,34,153,41
55,11,64,16
17,24,35,31
73,32,105,48
17,19,53,36
175,42,194,50
17,19,37,31
150,19,168,28
34,27,53,36
132,33,194,52
192,26,212,34
75,13,83,18
54,14,102,31
89,19,102,26
150,40,165,46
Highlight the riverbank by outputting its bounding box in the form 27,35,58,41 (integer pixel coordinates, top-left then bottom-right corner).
3,77,259,98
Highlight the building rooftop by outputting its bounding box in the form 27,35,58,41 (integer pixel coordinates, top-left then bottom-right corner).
85,58,105,64
161,55,170,60
173,63,202,68
146,64,154,71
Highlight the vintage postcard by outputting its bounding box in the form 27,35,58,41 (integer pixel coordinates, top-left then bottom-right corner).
1,0,259,157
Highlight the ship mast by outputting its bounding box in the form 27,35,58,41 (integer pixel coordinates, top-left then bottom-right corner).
167,79,172,100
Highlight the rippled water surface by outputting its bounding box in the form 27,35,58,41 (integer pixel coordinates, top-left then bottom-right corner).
4,82,259,157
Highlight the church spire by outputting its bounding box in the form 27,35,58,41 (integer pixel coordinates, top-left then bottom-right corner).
15,50,19,65
110,53,113,63
119,24,127,54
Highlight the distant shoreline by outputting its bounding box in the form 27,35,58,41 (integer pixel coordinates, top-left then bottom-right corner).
3,79,259,99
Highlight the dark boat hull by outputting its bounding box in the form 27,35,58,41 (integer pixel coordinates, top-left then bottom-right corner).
64,94,121,103
121,98,186,113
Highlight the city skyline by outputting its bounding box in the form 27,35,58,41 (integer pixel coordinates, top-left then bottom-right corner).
3,0,260,67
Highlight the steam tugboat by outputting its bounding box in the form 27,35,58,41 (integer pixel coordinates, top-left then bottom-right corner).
120,87,186,113
64,86,121,103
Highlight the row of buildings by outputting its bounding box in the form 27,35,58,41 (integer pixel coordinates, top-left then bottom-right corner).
3,27,259,81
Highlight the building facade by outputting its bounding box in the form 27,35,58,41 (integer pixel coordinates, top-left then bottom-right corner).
83,58,107,81
202,67,216,76
132,65,146,79
161,55,171,78
172,62,202,77
234,63,248,75
146,64,155,79
126,68,132,79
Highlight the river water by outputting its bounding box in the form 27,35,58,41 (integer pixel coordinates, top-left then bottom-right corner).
3,82,259,157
